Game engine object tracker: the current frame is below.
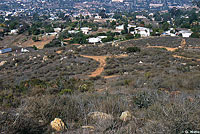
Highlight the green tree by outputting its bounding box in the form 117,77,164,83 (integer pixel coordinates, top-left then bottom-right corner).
162,22,170,31
191,32,200,38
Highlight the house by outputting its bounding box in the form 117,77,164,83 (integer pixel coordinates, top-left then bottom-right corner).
128,24,136,28
97,36,107,39
68,30,79,34
162,28,177,37
136,15,147,19
46,32,57,36
81,27,91,34
115,25,124,33
10,29,18,34
94,15,102,19
131,27,150,37
112,0,123,2
54,28,62,33
88,37,101,43
178,30,193,38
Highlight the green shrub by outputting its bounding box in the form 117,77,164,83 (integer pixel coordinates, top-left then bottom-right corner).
33,45,38,50
78,84,90,92
59,89,73,95
133,91,154,108
126,47,141,53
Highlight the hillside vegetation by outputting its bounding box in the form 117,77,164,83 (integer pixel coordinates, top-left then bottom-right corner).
1,37,200,133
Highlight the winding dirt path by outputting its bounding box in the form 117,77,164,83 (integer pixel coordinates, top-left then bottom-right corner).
81,54,127,77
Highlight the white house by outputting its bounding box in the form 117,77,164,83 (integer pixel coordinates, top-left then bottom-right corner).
179,30,193,38
54,28,62,33
163,30,175,37
68,30,79,34
88,37,101,43
128,24,136,28
10,29,18,34
131,27,150,37
112,0,123,2
97,36,107,39
95,15,102,19
116,25,124,30
115,25,124,33
81,27,91,34
136,15,147,19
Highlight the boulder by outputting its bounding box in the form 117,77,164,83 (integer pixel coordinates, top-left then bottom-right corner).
120,111,132,121
50,118,65,131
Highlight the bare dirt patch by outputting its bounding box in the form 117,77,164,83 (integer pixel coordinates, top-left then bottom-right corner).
81,54,128,77
21,35,55,49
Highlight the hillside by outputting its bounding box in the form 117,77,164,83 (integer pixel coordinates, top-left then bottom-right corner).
1,36,200,133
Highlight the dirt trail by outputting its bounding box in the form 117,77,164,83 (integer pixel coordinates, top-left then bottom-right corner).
147,38,200,62
173,55,200,61
147,39,187,52
81,54,127,77
104,75,119,79
147,46,179,52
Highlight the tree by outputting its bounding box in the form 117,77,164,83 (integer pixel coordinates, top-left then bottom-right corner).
191,32,200,38
99,9,107,18
162,22,170,31
189,13,198,23
32,36,39,42
45,25,54,33
9,21,18,30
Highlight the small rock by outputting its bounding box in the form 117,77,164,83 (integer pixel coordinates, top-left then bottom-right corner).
0,61,7,66
82,125,95,130
88,112,113,121
50,118,65,131
120,111,132,121
39,120,44,123
43,55,48,61
124,72,129,75
181,63,187,65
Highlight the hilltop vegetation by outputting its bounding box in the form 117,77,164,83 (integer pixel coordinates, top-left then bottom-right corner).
1,37,200,133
